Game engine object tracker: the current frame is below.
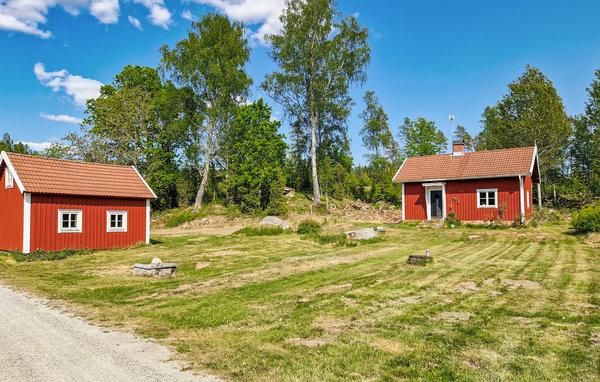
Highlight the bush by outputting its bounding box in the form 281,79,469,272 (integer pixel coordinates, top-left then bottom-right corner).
11,249,91,262
445,212,461,228
297,219,322,234
572,204,600,234
302,233,356,247
165,210,200,228
234,225,286,236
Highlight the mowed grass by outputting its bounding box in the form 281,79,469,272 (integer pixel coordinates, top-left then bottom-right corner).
0,222,599,381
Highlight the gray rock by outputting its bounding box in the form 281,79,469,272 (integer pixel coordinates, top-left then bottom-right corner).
133,261,177,277
345,228,378,240
260,216,290,230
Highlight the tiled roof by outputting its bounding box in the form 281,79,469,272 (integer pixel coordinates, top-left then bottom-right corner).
2,152,156,199
393,147,537,183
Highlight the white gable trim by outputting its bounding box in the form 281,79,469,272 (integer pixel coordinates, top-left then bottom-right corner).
529,146,540,179
391,158,408,183
0,151,26,194
132,166,157,199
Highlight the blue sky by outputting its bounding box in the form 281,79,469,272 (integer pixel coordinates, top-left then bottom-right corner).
1,0,599,164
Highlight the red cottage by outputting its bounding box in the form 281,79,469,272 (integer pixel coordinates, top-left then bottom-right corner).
392,141,540,222
0,152,156,253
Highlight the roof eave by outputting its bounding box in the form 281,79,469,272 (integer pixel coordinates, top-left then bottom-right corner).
395,173,530,183
0,151,26,194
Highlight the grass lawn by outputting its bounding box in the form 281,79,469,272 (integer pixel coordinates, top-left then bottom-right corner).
0,220,599,381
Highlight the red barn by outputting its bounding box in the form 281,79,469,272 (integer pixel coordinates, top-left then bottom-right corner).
392,141,540,222
0,152,156,254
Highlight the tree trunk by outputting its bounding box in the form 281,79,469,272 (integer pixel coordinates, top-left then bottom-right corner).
194,120,214,209
310,115,321,205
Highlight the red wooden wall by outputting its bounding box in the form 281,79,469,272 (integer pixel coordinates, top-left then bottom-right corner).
0,166,23,251
404,177,533,221
30,195,146,252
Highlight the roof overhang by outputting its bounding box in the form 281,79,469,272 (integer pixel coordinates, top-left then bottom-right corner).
395,173,530,184
0,151,26,194
132,166,158,199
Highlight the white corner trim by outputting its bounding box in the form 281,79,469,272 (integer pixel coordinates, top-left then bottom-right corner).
132,166,158,199
519,175,525,222
146,199,151,244
391,158,408,183
401,183,405,221
23,193,31,254
0,151,25,194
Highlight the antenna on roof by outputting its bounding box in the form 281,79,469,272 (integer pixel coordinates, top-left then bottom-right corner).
449,115,455,152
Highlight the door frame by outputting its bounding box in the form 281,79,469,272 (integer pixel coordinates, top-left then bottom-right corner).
423,182,446,220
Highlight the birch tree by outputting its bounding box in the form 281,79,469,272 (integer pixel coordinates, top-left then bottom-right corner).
160,14,252,209
262,0,370,205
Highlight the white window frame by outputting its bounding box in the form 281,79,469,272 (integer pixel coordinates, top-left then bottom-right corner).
476,188,498,209
107,210,128,233
58,209,83,233
5,169,13,189
526,190,530,209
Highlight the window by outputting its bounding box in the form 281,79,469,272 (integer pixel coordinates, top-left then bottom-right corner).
58,210,83,233
107,211,128,232
477,189,498,208
527,191,530,209
5,169,13,189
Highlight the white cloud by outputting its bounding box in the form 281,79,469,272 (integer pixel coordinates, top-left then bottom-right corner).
34,63,103,106
133,0,171,29
128,15,142,30
19,141,52,151
191,0,285,45
40,112,83,124
90,0,119,24
0,0,119,38
181,10,196,22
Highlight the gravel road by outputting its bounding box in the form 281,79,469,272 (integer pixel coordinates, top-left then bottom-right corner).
0,282,221,382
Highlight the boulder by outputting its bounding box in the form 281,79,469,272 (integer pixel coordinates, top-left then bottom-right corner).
346,228,378,240
260,216,290,230
133,259,177,277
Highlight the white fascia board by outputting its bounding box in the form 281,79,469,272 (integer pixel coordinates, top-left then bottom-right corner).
391,158,408,183
132,166,158,199
529,146,540,181
0,151,26,194
23,193,31,254
398,173,528,183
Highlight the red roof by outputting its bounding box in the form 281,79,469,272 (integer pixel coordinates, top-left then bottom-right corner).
393,147,538,183
1,152,156,199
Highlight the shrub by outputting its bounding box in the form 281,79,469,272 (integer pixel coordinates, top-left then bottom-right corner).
11,249,91,262
303,233,354,247
571,204,600,234
297,219,321,234
165,210,200,228
445,212,461,228
234,225,286,236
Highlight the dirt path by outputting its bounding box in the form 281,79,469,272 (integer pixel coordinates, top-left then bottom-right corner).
0,282,221,382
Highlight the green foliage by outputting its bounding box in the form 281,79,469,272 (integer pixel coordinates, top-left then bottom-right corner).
360,91,398,161
297,219,322,234
399,117,448,157
0,133,33,154
445,212,462,228
480,65,571,183
454,125,474,152
571,204,600,233
11,249,91,262
262,0,370,204
165,210,201,228
302,233,357,247
161,14,252,208
233,226,287,236
227,99,288,215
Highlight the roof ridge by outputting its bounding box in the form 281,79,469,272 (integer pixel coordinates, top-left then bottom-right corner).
5,152,137,170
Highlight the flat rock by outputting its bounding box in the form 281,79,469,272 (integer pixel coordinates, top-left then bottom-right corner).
259,216,290,230
346,228,378,240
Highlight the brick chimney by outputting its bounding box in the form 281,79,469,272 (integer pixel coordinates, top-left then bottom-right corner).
452,139,464,156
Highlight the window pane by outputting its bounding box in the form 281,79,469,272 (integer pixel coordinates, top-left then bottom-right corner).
62,214,69,228
117,215,123,227
70,214,78,228
488,192,495,206
479,195,486,205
